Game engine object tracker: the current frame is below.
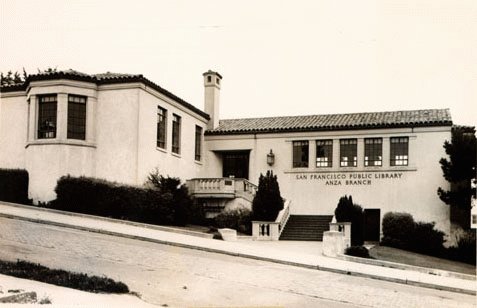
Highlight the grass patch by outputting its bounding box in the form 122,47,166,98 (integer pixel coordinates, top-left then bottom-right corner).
369,245,476,275
0,260,129,294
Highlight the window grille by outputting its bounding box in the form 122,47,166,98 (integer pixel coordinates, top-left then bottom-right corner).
38,95,57,139
316,140,333,167
293,141,309,168
157,106,167,149
67,95,86,140
364,138,382,166
172,114,181,154
390,137,409,166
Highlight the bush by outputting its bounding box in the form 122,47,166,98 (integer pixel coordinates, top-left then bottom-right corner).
145,171,195,226
0,168,30,204
446,229,476,265
0,259,129,293
51,175,176,225
214,208,252,235
410,221,445,256
381,212,415,249
381,212,448,259
252,170,284,221
345,246,373,259
334,195,364,246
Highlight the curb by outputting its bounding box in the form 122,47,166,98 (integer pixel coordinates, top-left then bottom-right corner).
336,254,476,281
0,202,213,239
0,208,475,296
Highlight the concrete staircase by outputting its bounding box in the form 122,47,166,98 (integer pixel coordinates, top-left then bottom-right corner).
279,215,333,241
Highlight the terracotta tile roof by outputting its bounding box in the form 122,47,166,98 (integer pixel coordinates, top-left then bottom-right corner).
0,70,209,120
205,109,452,135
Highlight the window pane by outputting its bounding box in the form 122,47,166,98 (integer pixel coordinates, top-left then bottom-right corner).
390,137,409,166
67,95,86,140
293,141,308,168
172,114,181,154
340,139,357,167
157,106,167,148
364,138,382,166
38,95,57,139
316,140,332,167
195,126,202,161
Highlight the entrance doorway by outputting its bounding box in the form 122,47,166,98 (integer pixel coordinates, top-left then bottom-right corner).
364,209,380,242
222,151,250,179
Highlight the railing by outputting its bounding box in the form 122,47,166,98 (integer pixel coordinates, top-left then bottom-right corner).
186,178,235,196
187,178,258,201
252,200,291,241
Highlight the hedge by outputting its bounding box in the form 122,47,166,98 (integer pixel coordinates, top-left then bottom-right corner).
214,208,252,235
0,168,30,204
381,212,475,265
50,175,182,225
0,259,129,293
345,246,373,259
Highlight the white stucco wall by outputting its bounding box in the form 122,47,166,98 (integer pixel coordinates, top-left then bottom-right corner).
25,144,95,201
94,87,140,185
136,88,207,185
204,126,452,234
0,93,27,168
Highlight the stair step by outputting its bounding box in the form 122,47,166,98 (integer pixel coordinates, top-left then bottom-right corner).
279,215,333,241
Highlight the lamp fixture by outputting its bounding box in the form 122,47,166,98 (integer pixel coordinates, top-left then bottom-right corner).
267,149,275,166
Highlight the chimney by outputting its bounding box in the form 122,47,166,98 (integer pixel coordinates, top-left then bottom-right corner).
203,70,222,129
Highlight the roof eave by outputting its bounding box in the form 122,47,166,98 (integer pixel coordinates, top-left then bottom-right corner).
204,121,453,136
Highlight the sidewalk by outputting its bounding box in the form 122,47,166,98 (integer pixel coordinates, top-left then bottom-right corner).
0,202,475,295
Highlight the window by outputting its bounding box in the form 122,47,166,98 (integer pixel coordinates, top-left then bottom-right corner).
316,140,333,167
38,95,57,139
67,95,87,140
472,214,477,225
390,137,409,166
365,138,382,166
293,141,309,168
340,139,357,167
172,114,181,154
156,106,167,149
195,126,202,161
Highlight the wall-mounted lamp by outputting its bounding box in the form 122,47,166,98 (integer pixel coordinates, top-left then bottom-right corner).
267,149,275,166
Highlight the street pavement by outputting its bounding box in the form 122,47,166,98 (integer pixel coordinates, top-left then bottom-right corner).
0,217,475,308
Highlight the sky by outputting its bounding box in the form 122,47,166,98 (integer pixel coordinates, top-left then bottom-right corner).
1,0,476,126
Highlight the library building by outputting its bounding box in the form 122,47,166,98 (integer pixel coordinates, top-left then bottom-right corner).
0,69,456,240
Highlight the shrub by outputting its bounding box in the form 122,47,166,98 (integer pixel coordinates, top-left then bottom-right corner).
410,221,445,256
334,195,364,246
214,208,252,235
0,260,129,293
345,246,373,259
0,168,30,204
381,212,415,249
145,171,196,226
381,212,448,258
51,175,175,225
252,170,284,221
446,229,476,265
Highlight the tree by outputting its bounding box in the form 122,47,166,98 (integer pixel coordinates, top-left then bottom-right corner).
334,195,364,246
145,170,193,226
0,69,28,86
252,170,284,221
438,126,476,229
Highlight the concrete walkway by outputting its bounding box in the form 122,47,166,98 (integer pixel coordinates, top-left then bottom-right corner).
0,202,475,295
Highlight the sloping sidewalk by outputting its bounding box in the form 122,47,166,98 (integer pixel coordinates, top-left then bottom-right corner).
0,202,475,295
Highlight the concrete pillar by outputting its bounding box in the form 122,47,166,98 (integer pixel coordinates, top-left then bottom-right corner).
56,93,68,141
322,231,345,257
86,96,96,142
28,95,36,141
